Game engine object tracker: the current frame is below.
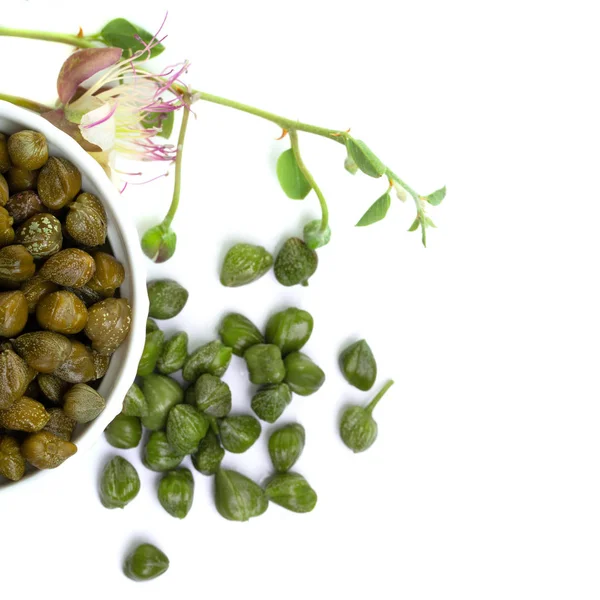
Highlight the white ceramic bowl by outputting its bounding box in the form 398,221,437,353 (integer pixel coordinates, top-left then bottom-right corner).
0,100,148,490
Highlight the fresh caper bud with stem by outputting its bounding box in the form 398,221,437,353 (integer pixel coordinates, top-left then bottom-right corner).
147,279,188,319
193,374,232,417
244,344,286,385
0,290,28,337
265,307,314,356
218,312,263,357
65,192,107,247
191,429,224,475
123,544,169,582
265,472,318,513
166,404,210,455
158,468,195,519
63,383,106,423
303,219,331,250
340,379,394,453
21,430,77,469
0,434,26,481
7,130,48,170
251,383,292,423
122,382,148,417
137,329,164,376
37,156,81,210
214,468,268,521
143,431,185,472
141,373,183,430
0,396,50,432
268,423,305,472
104,414,142,449
219,415,261,453
157,331,188,374
340,339,377,391
99,456,140,509
183,340,232,382
220,242,273,287
284,352,325,396
274,237,318,287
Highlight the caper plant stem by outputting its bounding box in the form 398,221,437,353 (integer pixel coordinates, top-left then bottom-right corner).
365,379,395,414
0,93,52,114
0,26,96,48
288,129,329,232
162,99,191,229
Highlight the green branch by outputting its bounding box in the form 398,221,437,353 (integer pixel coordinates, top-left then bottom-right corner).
0,26,96,48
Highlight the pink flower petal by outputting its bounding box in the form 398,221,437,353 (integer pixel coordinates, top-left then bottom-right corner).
57,48,123,104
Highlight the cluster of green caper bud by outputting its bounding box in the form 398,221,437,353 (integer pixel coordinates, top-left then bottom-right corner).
0,129,131,483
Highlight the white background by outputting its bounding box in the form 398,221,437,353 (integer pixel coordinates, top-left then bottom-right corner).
1,1,599,598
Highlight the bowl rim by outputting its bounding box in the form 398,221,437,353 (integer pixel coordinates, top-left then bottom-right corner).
0,100,148,494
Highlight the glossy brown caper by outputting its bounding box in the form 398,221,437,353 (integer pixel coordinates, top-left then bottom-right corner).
87,252,125,297
36,290,88,335
7,130,48,170
0,206,15,246
0,133,10,174
0,173,8,206
65,192,107,247
13,331,72,373
38,248,95,288
15,213,62,259
21,430,77,469
5,166,38,194
0,396,50,432
0,244,35,282
43,407,77,441
5,190,44,224
0,347,32,410
91,350,110,379
0,290,28,337
38,373,71,404
0,435,26,481
37,156,81,210
84,297,132,355
54,340,96,384
20,275,58,313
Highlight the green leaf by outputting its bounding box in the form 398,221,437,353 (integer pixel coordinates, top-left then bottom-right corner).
346,139,386,178
408,217,420,232
142,111,174,139
424,186,446,206
344,154,358,175
100,18,165,59
276,149,311,200
356,192,391,227
425,216,436,228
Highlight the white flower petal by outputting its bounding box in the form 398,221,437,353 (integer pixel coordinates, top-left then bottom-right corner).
79,103,117,151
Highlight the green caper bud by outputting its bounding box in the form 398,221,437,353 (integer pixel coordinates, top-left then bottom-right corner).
147,279,188,319
15,213,62,259
65,192,107,247
214,468,268,521
20,274,58,313
87,252,125,297
99,456,140,509
5,166,38,194
0,244,35,282
43,408,77,441
340,339,377,391
158,468,195,518
123,544,169,582
39,248,95,288
340,380,394,453
122,382,148,417
0,434,26,481
265,472,317,513
303,218,331,249
53,340,96,383
84,297,131,355
143,430,185,472
218,312,264,356
220,242,273,287
0,396,50,432
0,133,10,174
244,343,286,385
265,307,314,356
193,374,232,417
38,373,71,404
268,423,305,472
21,430,77,469
157,331,188,374
0,173,8,207
0,290,28,336
36,290,88,335
104,413,142,449
63,383,106,423
166,404,210,454
141,373,184,430
251,383,292,423
37,156,81,210
137,329,164,377
146,318,159,333
91,350,110,379
191,429,224,475
283,352,325,396
183,340,232,382
14,331,72,373
274,237,318,287
0,206,15,246
7,130,48,170
219,415,261,453
5,190,44,224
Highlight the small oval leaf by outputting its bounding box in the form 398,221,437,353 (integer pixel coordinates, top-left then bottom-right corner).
100,18,165,60
424,186,446,206
346,139,386,178
356,192,391,227
276,149,311,200
408,217,420,232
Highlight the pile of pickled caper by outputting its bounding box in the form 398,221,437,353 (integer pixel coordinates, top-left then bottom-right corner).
0,129,131,483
